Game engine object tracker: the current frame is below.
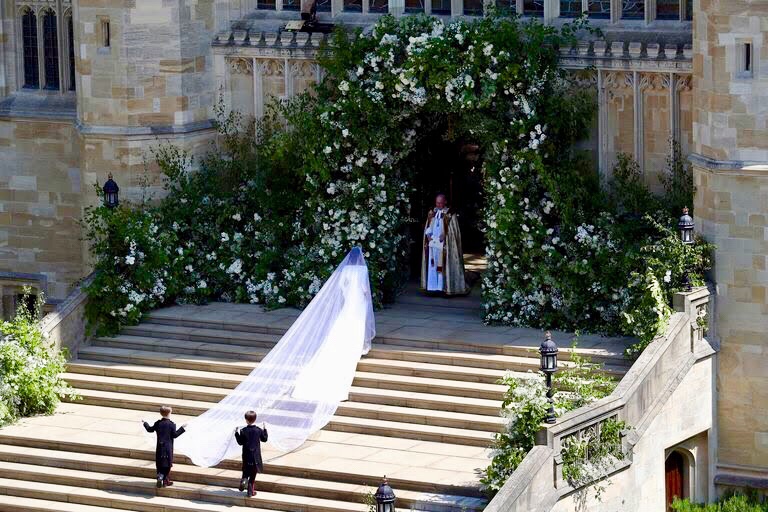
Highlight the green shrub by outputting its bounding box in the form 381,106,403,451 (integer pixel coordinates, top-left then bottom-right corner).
481,345,619,495
672,493,768,512
0,293,78,426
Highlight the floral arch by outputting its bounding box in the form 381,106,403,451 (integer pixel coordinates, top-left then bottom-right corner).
85,13,710,353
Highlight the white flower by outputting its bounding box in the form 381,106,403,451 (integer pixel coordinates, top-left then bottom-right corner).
356,66,364,77
663,270,672,283
221,232,230,242
226,259,243,275
342,129,349,138
232,213,241,221
125,255,135,265
198,280,207,289
254,213,262,222
185,265,194,272
339,80,350,93
323,146,332,154
521,224,529,232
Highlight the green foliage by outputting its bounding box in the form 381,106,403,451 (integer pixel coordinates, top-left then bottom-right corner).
0,291,78,426
659,140,696,218
82,13,711,355
362,489,377,512
481,346,618,495
672,493,768,512
560,417,627,495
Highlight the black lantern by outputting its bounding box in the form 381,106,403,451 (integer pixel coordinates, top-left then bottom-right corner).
539,331,558,424
678,207,695,291
678,207,694,245
103,173,119,208
374,476,396,512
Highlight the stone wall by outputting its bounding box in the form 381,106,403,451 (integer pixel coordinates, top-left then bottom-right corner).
0,116,82,303
691,0,768,491
551,358,715,511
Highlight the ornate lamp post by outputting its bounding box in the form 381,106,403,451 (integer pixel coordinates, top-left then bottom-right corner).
539,331,559,424
678,207,695,291
103,173,119,208
374,476,396,512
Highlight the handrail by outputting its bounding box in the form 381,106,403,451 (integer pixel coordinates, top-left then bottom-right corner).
39,274,93,357
485,285,714,510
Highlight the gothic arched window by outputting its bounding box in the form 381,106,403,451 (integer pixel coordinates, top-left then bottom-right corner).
21,8,39,88
68,16,75,90
42,10,59,90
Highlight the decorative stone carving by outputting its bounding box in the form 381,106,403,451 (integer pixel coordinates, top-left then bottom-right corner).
675,74,692,92
603,71,633,90
228,58,253,75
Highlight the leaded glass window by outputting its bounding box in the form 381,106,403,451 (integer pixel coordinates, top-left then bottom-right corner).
523,0,544,16
656,0,678,19
42,11,59,90
405,0,424,13
684,0,691,19
283,0,300,11
431,0,450,14
587,0,610,17
316,0,332,11
464,0,483,15
370,0,388,13
495,0,516,13
21,9,39,89
622,0,643,19
343,0,362,12
257,0,276,9
560,0,582,17
68,17,75,91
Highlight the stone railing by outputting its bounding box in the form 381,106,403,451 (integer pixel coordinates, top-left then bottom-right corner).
39,274,93,357
486,286,714,512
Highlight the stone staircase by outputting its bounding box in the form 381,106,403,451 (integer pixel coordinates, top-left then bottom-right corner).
0,290,630,512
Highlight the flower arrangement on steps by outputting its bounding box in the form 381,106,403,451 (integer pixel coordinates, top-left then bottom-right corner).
83,14,711,361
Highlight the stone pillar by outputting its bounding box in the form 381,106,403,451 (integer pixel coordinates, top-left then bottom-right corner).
690,0,768,495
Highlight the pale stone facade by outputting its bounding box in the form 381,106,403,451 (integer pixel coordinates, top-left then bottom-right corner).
0,0,765,501
689,0,768,494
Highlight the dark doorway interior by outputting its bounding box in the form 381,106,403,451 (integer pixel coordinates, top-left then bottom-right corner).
406,129,484,280
665,450,686,511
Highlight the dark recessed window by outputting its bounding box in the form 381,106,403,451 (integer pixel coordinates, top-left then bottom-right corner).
656,0,679,19
343,0,362,12
21,9,39,89
68,17,76,91
587,0,610,18
405,0,424,12
464,0,483,15
257,0,276,9
431,0,451,14
523,0,544,17
370,0,389,13
622,0,644,19
560,0,582,17
100,18,110,47
43,11,60,90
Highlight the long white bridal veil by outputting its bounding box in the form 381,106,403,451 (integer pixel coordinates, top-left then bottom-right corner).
176,247,376,467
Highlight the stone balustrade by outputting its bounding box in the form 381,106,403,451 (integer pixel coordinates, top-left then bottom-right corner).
39,274,93,358
485,286,716,511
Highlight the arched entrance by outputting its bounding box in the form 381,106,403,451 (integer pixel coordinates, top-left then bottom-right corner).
665,450,688,510
406,126,485,281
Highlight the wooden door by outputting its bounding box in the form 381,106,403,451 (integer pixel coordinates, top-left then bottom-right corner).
665,451,685,510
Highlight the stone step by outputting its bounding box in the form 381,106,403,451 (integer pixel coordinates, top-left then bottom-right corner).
143,309,631,367
64,369,505,431
0,495,126,512
0,461,401,512
66,362,506,420
0,423,486,497
0,444,486,512
70,349,512,385
66,388,495,447
91,333,627,376
71,349,502,415
65,361,506,401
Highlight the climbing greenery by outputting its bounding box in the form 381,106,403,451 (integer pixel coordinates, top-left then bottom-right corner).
0,292,77,426
83,13,710,352
481,345,620,495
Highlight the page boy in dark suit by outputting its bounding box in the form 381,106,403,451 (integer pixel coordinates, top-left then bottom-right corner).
143,405,186,488
234,410,269,497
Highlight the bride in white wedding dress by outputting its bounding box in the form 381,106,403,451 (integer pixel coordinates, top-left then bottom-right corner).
175,247,375,468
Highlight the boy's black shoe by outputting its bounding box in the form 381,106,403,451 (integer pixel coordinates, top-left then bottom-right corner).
239,478,248,492
157,476,164,488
